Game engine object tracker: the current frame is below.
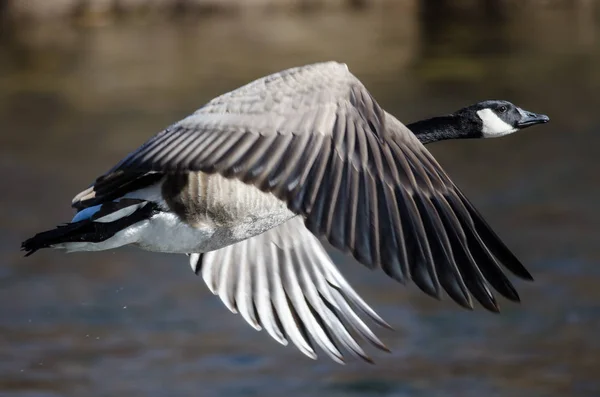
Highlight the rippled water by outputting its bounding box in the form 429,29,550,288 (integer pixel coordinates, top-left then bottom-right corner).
1,3,600,396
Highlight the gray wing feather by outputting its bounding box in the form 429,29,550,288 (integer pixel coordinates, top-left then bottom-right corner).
114,62,531,312
196,216,391,363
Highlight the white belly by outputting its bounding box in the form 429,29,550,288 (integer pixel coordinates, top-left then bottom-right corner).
134,208,295,253
133,172,298,253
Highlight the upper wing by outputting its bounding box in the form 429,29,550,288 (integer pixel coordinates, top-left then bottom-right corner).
108,61,533,311
193,216,391,364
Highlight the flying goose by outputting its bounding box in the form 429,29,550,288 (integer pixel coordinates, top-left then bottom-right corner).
22,61,549,364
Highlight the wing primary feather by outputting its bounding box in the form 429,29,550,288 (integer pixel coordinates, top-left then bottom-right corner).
456,191,533,281
388,143,436,279
442,224,500,312
378,181,408,283
270,300,288,345
286,134,327,204
465,234,521,303
322,154,345,245
283,133,323,197
296,139,333,216
412,195,469,307
365,171,382,267
216,246,238,313
236,240,261,330
302,246,382,360
363,141,399,276
267,245,316,358
304,302,346,364
352,170,375,267
255,134,295,192
268,133,312,196
303,146,334,233
328,160,350,249
319,261,392,329
253,255,287,346
395,188,444,299
363,128,391,268
281,248,340,361
380,145,411,280
283,292,318,360
350,118,376,268
322,110,351,239
446,192,524,299
293,248,346,363
328,287,390,352
317,294,374,364
240,134,280,183
343,124,360,253
419,196,498,311
432,195,520,303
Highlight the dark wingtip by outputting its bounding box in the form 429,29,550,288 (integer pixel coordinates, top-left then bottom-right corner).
378,319,394,331
518,268,535,282
483,300,501,313
363,355,375,365
495,251,534,281
456,191,536,282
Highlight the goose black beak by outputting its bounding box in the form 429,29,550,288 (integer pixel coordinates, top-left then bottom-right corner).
517,110,550,128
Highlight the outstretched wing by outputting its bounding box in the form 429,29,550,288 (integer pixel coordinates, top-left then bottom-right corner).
192,216,391,363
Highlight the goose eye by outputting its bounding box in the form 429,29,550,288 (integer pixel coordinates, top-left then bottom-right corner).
498,106,508,113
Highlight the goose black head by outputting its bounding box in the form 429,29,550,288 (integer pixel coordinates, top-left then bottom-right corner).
460,100,550,139
407,100,549,144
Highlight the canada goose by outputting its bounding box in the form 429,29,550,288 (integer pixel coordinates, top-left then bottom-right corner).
22,62,549,363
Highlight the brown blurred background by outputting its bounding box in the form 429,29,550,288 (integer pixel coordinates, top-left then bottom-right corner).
1,1,599,396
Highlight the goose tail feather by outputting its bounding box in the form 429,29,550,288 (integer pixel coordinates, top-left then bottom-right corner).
21,199,158,256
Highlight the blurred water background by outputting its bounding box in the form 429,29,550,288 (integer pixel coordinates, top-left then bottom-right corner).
1,1,599,396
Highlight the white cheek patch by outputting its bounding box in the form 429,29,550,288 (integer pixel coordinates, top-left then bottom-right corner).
477,108,517,138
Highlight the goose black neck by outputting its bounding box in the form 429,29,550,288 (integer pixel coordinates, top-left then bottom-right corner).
406,114,478,144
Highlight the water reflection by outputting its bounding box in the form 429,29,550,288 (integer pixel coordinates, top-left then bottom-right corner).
1,3,599,397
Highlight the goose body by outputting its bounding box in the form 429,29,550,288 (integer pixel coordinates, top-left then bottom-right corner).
22,62,549,363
